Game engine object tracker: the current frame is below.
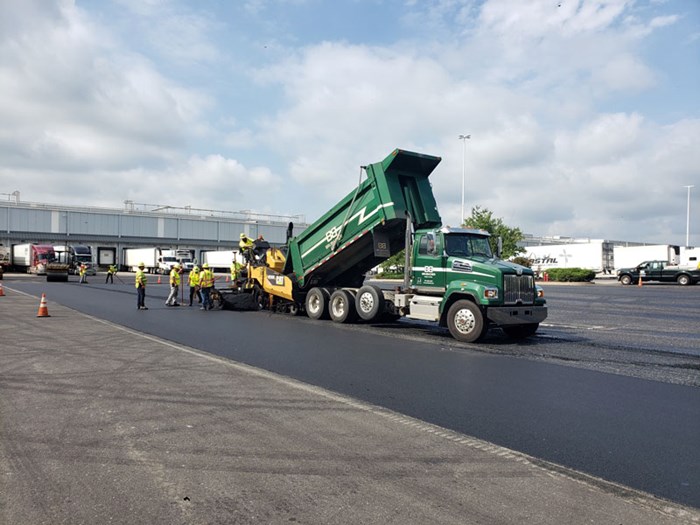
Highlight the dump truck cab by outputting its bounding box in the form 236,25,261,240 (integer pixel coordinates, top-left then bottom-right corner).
412,227,496,293
403,227,547,341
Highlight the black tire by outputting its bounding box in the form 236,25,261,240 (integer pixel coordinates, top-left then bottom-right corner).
446,300,485,343
355,285,384,321
329,290,357,323
288,303,301,316
502,323,539,339
252,285,268,310
306,287,330,320
210,289,224,310
677,274,691,286
620,275,633,285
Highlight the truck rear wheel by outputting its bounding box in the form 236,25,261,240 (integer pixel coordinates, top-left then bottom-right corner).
447,300,485,343
677,274,691,286
306,287,330,320
329,290,357,323
355,285,384,321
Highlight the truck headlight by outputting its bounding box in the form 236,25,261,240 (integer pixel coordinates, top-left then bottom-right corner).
484,287,498,299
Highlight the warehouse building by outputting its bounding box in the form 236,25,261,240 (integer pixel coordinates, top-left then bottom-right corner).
0,195,307,268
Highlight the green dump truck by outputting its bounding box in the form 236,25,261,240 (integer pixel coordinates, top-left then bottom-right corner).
243,148,547,343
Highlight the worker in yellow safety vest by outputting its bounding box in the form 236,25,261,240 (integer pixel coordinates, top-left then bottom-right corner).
135,262,148,310
79,263,88,284
199,263,215,311
165,263,182,307
239,233,254,264
188,265,202,306
230,259,243,287
105,264,117,284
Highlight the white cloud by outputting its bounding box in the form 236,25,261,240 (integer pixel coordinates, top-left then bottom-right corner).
0,0,697,245
0,0,209,172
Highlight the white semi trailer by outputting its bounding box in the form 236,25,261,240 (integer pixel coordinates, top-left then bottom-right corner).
123,247,160,273
201,250,242,272
122,247,195,273
524,242,608,274
612,245,679,271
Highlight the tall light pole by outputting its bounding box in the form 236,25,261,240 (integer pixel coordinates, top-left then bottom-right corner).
458,134,471,224
684,185,694,247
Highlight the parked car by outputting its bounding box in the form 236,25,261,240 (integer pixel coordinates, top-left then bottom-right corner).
617,260,700,286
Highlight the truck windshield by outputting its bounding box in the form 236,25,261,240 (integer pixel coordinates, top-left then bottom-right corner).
444,235,493,258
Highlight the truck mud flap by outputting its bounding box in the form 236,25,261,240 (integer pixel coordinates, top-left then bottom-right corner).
487,306,548,325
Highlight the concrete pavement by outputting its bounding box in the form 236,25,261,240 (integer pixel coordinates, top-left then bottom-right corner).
0,286,697,525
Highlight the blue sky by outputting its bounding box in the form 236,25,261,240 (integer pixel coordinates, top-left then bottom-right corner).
1,0,698,245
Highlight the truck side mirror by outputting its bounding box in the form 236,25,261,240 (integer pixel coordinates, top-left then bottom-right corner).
496,237,503,258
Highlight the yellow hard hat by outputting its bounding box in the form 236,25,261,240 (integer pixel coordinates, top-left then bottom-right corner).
193,266,199,271
138,262,145,267
202,263,209,268
240,233,246,239
173,263,180,268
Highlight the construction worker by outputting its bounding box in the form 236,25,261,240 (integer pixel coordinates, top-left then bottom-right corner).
188,265,202,306
135,262,148,310
239,233,254,264
165,263,182,307
105,264,117,284
78,263,88,284
199,263,214,311
230,258,242,287
252,234,269,265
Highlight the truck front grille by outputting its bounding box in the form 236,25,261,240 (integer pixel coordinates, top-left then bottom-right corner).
503,274,535,305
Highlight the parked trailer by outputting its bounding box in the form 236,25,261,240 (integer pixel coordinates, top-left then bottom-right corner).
122,247,194,273
122,247,160,273
11,244,55,275
613,244,679,271
524,242,608,274
201,250,242,272
233,149,547,343
680,246,700,267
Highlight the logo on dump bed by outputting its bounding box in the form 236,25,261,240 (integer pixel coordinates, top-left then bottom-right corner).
302,202,395,259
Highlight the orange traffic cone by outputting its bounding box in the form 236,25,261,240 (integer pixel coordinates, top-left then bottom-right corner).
37,293,50,317
0,283,5,297
638,275,643,287
157,275,162,284
225,275,230,282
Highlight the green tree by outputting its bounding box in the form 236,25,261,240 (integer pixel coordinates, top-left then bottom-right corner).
463,206,525,259
379,249,406,277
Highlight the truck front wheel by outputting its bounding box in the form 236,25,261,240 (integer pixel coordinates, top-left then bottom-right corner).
620,275,633,285
306,287,330,320
330,290,357,323
447,300,485,343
